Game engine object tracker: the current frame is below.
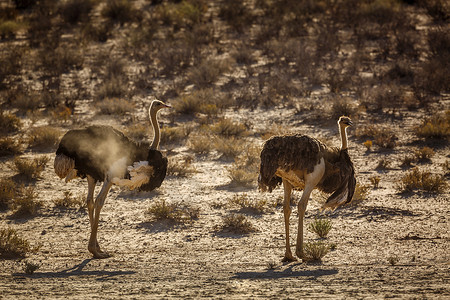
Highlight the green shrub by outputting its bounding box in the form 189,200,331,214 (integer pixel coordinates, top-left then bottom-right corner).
146,200,198,223
308,218,332,238
302,241,330,261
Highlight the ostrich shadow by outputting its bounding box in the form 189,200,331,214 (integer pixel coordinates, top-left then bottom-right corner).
14,259,136,280
232,263,338,280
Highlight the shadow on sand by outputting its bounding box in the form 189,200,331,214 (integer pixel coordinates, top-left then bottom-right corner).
233,263,338,280
14,259,135,280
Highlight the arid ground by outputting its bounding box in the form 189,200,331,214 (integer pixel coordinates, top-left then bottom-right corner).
0,0,449,298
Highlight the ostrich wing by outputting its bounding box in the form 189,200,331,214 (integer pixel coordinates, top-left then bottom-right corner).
259,135,324,192
322,149,356,210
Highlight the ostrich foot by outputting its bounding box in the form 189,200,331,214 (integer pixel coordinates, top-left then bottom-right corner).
295,249,306,261
88,243,111,259
282,251,297,262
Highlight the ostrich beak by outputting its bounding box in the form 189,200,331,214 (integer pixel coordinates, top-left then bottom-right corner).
347,120,353,126
162,103,171,109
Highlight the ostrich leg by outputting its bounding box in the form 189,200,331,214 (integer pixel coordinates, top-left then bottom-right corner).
295,159,325,259
86,175,102,253
88,179,113,259
282,179,296,262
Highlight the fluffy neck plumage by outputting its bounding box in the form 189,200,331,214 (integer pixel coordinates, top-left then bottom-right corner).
339,124,348,150
149,109,160,150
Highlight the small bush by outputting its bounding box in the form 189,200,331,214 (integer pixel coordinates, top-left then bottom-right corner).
351,183,370,205
414,147,435,161
11,186,42,217
210,118,248,137
160,126,192,145
0,228,33,259
12,156,49,181
398,168,447,193
302,241,330,261
23,260,40,275
146,200,198,223
96,77,129,101
96,98,134,115
330,97,357,119
415,111,450,139
167,156,196,177
369,176,381,188
213,136,245,159
226,146,260,187
0,111,22,135
0,20,25,39
60,0,94,24
188,134,213,155
388,255,399,266
221,213,256,234
228,194,267,214
53,191,85,209
0,178,16,210
308,218,332,238
102,0,138,25
125,123,148,142
0,137,22,156
357,125,397,149
28,127,61,150
188,58,232,88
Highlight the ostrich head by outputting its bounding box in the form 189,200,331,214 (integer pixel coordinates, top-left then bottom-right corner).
338,116,353,128
149,100,171,116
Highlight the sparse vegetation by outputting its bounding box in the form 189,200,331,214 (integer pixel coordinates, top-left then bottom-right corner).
220,213,256,234
351,183,371,205
228,194,268,214
415,111,450,139
23,260,40,274
146,200,199,223
302,241,330,261
11,186,42,217
167,156,196,177
308,218,332,238
0,137,22,156
398,168,448,193
53,191,85,209
0,111,22,135
0,178,16,210
369,176,380,188
0,228,33,259
388,255,400,266
12,156,49,181
27,127,61,150
96,98,134,115
414,147,435,162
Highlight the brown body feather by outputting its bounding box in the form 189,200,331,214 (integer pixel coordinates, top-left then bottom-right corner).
258,134,356,208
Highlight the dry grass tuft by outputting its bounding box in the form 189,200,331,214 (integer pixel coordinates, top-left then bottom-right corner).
188,134,213,155
210,118,248,137
228,193,268,214
11,186,43,217
356,125,397,149
53,191,85,210
160,125,192,145
23,260,41,275
0,228,33,259
146,200,199,223
220,213,256,234
0,137,23,156
213,136,245,159
0,178,16,210
226,145,260,186
96,98,134,115
27,126,61,150
414,146,435,161
0,111,22,135
415,111,450,139
167,156,197,177
350,183,371,205
308,218,332,238
302,241,330,261
12,156,49,181
398,168,448,193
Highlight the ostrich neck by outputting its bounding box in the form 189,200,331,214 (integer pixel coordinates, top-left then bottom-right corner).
150,111,160,150
339,125,348,150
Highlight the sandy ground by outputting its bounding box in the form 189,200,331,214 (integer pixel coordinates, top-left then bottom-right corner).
0,103,449,299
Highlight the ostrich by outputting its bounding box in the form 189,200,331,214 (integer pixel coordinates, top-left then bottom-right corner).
54,100,170,258
258,116,356,262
